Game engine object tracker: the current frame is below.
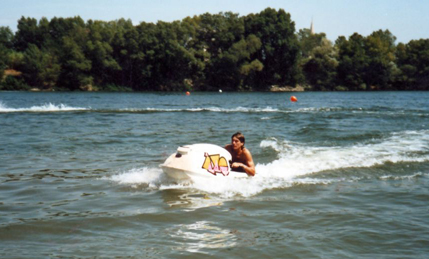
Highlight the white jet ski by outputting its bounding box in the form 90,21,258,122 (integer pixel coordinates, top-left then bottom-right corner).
161,143,249,181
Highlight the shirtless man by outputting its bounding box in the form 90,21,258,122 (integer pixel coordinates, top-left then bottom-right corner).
225,132,256,176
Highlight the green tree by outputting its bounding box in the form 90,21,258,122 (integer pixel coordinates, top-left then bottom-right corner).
302,39,338,90
192,12,246,90
14,17,43,51
297,28,328,60
135,21,202,91
20,44,60,89
58,36,92,90
6,51,24,70
196,12,244,59
208,34,262,90
85,20,121,87
110,19,142,89
0,26,14,78
363,30,396,90
46,17,75,52
245,8,301,90
178,16,206,89
336,30,398,91
336,33,368,90
395,39,429,90
297,29,338,90
0,26,14,48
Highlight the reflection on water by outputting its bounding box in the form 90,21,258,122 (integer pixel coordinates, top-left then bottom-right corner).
167,221,236,253
161,189,223,209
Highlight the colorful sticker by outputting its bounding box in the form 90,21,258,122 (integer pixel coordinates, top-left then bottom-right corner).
202,152,229,176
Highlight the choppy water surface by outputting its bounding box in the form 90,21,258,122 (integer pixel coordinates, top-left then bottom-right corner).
1,91,428,258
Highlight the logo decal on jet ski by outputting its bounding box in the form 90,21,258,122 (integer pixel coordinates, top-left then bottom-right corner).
202,152,230,176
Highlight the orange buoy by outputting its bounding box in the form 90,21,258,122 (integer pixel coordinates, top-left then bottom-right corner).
290,96,297,102
186,91,190,96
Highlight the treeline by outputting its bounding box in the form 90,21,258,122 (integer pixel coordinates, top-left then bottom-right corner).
0,8,428,91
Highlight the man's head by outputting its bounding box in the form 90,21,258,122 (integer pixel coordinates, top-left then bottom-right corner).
231,132,245,150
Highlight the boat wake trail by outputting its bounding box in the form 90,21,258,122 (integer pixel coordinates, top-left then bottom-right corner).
258,129,429,177
0,102,88,112
107,130,429,198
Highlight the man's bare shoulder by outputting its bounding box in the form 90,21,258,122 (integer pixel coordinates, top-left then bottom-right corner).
242,147,253,158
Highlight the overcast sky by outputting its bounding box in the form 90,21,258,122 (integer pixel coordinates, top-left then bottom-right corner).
1,0,428,44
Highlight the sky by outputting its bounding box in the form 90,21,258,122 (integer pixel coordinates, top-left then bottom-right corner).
0,0,428,44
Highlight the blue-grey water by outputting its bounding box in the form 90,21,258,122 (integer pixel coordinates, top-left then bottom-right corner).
1,91,428,258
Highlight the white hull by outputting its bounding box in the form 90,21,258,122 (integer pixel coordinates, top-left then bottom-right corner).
161,144,249,181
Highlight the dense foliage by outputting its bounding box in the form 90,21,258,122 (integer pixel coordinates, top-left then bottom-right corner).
1,8,428,91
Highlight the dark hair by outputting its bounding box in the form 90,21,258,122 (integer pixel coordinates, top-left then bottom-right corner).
232,132,245,145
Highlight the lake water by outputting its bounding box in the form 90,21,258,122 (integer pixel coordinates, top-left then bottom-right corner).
1,91,428,258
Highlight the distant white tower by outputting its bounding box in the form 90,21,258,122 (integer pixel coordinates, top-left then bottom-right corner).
310,18,314,35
